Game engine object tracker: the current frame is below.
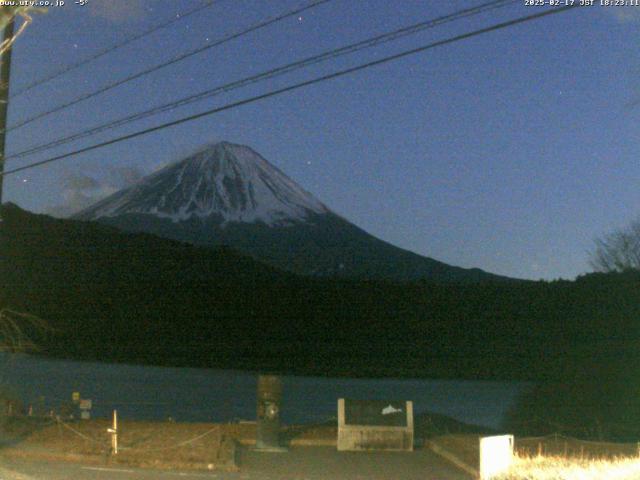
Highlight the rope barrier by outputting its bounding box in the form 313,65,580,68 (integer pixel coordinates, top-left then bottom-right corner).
124,425,221,453
55,417,105,446
53,417,222,453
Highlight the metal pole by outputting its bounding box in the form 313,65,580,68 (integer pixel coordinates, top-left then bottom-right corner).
0,16,14,205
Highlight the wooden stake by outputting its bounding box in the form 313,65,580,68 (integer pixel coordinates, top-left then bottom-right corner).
114,409,118,454
108,410,118,454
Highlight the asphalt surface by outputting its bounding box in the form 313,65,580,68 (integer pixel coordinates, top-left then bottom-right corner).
1,446,472,479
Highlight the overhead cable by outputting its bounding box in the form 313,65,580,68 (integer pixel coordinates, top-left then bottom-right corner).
0,4,578,178
7,0,518,161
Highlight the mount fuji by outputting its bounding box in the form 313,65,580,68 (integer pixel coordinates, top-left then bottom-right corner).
75,142,509,283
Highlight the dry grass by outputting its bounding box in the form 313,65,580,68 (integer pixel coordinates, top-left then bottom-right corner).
0,417,237,471
496,453,640,480
515,436,638,459
0,466,37,480
426,433,640,480
0,417,337,470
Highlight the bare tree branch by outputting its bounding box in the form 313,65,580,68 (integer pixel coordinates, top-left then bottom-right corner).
590,218,640,272
0,6,45,55
0,308,49,353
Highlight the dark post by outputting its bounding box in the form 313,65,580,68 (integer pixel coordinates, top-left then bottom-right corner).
0,16,15,205
255,374,287,452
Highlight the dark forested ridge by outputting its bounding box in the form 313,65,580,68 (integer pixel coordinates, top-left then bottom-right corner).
2,203,639,383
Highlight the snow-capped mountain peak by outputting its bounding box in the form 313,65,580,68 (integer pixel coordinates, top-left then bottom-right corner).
75,142,329,226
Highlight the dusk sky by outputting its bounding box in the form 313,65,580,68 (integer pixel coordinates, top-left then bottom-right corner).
4,0,640,281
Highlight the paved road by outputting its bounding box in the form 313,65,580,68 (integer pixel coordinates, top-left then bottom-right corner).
1,446,472,480
0,461,220,480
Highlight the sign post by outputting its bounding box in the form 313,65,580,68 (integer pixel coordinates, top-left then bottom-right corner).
79,399,92,420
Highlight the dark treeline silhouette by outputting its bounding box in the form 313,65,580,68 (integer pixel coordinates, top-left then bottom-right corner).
2,203,640,438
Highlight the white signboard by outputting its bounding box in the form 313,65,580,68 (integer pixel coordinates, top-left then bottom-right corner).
337,399,413,451
479,435,514,480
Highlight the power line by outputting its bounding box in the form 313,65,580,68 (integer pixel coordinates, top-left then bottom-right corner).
11,0,221,98
1,4,578,179
6,0,332,133
7,0,518,161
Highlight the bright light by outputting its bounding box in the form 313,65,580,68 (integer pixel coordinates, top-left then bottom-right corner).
480,435,514,480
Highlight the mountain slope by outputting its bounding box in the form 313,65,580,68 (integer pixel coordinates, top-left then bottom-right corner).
2,203,639,382
5,205,640,441
75,142,511,283
77,142,328,225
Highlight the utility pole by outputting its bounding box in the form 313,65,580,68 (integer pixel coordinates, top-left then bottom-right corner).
0,16,14,205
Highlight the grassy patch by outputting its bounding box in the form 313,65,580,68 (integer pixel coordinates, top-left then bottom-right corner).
497,454,640,480
0,418,237,471
515,435,638,459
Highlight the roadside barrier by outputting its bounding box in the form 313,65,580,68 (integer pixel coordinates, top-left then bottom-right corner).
123,425,222,453
53,415,223,455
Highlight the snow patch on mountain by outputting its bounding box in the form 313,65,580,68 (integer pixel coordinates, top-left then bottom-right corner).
76,142,330,226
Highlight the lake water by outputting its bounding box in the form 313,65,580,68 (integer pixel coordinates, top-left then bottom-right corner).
0,354,529,429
